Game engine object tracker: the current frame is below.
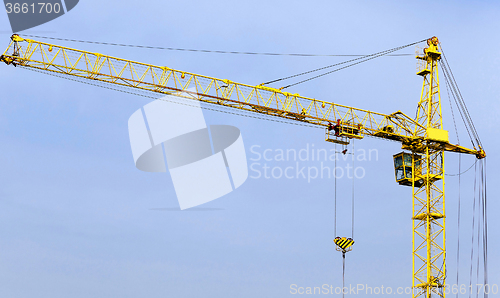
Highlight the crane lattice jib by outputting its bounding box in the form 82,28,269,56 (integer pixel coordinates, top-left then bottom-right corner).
0,34,483,158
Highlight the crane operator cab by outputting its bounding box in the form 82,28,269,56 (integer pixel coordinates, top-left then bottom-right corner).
393,152,424,187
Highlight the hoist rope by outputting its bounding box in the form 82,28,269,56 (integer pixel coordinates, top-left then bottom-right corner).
478,159,488,298
440,43,483,150
342,252,346,298
440,40,489,297
456,152,462,298
468,161,478,298
444,67,463,294
332,141,355,239
334,143,337,238
476,165,481,298
442,55,484,298
443,67,464,298
444,70,460,144
440,65,476,149
266,38,429,89
21,34,412,57
467,160,488,298
351,140,355,239
481,158,491,297
456,117,462,298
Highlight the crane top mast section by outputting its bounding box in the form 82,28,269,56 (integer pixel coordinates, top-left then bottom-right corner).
0,34,484,159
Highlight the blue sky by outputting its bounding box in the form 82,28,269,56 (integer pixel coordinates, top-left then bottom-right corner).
0,1,499,297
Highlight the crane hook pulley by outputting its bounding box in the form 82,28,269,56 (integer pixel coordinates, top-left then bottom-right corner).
334,236,355,253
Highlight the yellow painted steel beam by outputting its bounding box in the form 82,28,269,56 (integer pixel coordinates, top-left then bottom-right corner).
1,35,416,136
0,34,481,158
412,37,446,298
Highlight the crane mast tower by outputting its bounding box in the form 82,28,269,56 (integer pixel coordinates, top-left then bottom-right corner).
411,37,446,298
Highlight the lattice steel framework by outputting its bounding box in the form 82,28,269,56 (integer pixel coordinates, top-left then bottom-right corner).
0,35,481,157
412,37,446,298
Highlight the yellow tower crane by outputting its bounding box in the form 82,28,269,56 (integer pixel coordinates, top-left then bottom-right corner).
1,34,486,298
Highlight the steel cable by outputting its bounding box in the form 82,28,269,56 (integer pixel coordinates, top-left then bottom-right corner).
22,34,412,57
263,38,428,87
